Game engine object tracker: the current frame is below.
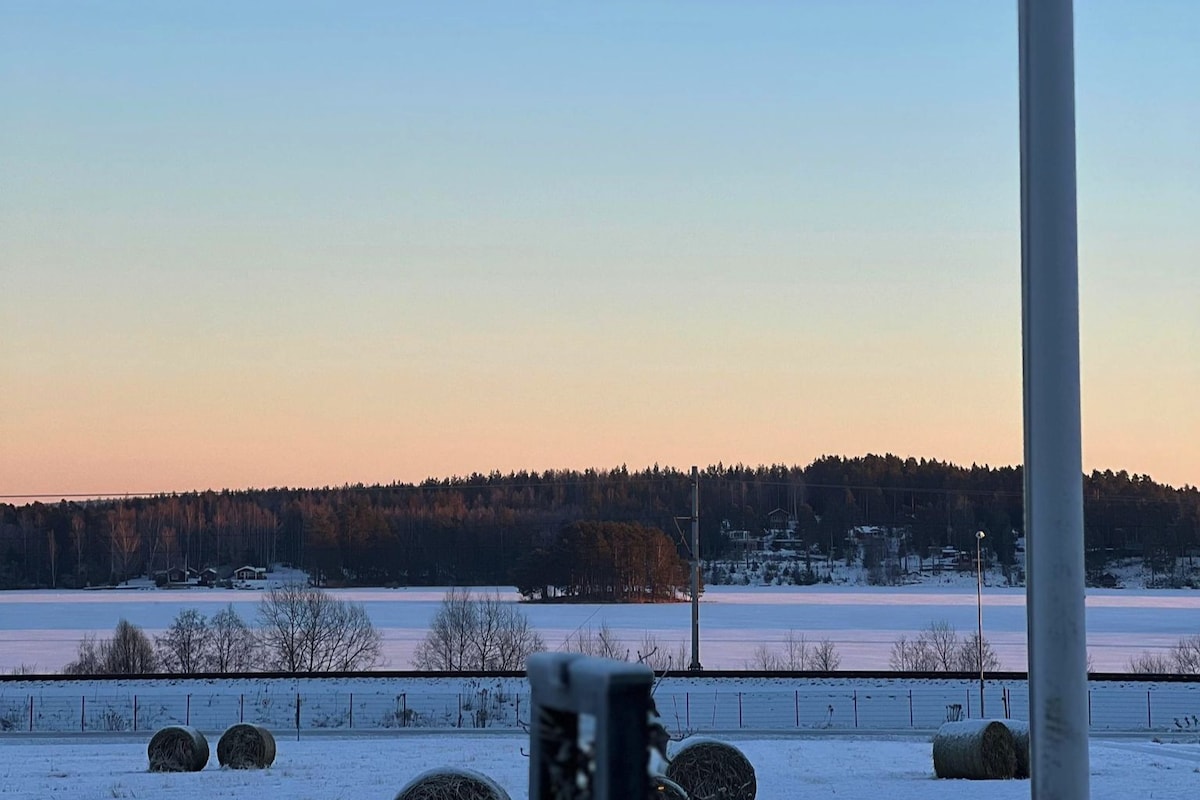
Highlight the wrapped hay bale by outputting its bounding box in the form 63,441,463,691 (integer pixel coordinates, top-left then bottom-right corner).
665,737,756,800
932,720,1017,780
147,725,209,772
1000,720,1030,779
649,775,690,799
394,767,512,800
217,723,276,769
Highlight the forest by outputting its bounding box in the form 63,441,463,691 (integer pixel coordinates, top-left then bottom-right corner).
2,455,1197,592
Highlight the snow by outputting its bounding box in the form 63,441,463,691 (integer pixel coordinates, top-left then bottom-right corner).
4,585,1200,672
4,675,1199,736
0,732,1197,800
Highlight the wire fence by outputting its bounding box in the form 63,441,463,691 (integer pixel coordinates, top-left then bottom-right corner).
3,681,1199,735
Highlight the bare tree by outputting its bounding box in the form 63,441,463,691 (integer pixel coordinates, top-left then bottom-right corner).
155,609,211,674
889,634,936,671
780,630,811,670
634,632,686,672
746,644,783,670
810,638,841,671
924,620,960,671
891,621,985,672
66,620,158,675
746,629,811,670
47,529,58,588
210,604,258,673
62,633,104,675
1171,635,1200,674
566,622,627,660
257,584,382,672
1129,650,1174,674
70,513,86,584
412,589,544,671
104,619,158,674
412,588,475,671
954,632,1002,672
107,508,140,583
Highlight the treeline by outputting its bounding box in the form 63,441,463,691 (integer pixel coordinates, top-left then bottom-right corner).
61,585,381,675
2,455,1197,589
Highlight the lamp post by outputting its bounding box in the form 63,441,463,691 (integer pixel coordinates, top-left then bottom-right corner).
975,530,986,717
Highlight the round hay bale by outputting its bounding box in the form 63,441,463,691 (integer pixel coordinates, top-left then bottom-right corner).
393,767,511,800
1000,720,1030,779
665,737,756,800
649,775,690,799
932,719,1017,780
147,725,209,772
217,723,276,769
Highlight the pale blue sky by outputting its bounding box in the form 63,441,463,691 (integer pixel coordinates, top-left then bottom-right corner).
2,1,1196,495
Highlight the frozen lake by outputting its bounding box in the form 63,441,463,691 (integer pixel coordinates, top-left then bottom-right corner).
2,585,1198,672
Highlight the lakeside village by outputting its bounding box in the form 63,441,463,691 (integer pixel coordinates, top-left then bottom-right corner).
118,508,1198,594
715,509,1200,590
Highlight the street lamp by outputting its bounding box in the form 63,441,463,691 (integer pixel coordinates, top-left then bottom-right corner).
975,530,986,717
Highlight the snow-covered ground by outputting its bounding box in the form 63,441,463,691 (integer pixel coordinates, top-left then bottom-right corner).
0,732,1197,800
3,585,1199,673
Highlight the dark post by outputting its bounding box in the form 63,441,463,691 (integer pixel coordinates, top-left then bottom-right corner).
528,653,653,800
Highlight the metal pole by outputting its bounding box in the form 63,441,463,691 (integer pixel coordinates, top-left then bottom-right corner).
1019,1,1089,798
976,530,985,717
689,465,702,670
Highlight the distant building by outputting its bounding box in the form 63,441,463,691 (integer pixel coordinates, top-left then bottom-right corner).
234,566,267,582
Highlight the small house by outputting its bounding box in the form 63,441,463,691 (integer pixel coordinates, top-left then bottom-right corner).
234,565,267,582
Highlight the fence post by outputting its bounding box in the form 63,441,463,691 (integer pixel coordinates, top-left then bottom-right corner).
29,695,33,732
349,692,354,729
795,690,800,728
81,696,85,732
686,692,690,729
909,690,914,727
1147,690,1152,729
402,693,407,727
853,690,859,729
1087,689,1091,727
515,694,520,728
186,694,191,726
965,688,971,719
133,695,138,732
737,693,743,728
240,693,244,723
295,694,301,741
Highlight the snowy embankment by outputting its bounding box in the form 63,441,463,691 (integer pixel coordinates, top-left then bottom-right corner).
3,675,1200,736
1,733,1198,800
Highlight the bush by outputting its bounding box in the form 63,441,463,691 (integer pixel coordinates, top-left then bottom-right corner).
412,589,544,671
257,584,382,671
64,620,157,675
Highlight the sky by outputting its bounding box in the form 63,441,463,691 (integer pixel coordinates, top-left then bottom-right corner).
1,1,1197,498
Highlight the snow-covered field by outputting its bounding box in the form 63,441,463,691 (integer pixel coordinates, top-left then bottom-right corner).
1,732,1197,800
3,585,1199,672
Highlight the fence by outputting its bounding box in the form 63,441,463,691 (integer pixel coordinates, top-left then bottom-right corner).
3,681,1199,735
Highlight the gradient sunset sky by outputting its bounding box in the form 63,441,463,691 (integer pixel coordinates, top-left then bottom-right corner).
2,1,1197,498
